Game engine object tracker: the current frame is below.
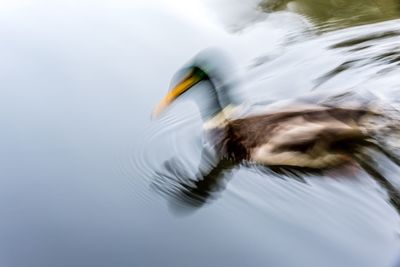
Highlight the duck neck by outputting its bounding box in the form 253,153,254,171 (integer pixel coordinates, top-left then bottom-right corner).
198,84,224,122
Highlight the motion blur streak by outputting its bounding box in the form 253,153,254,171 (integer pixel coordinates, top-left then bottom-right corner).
1,0,400,267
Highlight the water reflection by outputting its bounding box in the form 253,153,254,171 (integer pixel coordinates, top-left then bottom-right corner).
154,150,400,215
153,156,235,211
259,0,400,30
208,0,400,32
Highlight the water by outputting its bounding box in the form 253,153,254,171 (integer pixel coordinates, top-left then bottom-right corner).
1,1,400,267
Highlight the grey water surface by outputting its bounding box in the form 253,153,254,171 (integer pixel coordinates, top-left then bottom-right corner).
1,1,400,267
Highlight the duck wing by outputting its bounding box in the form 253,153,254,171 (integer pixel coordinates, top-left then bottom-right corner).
224,108,377,168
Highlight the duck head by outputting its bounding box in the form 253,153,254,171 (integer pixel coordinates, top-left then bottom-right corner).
152,49,238,119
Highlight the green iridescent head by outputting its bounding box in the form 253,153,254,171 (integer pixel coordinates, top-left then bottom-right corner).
153,49,236,117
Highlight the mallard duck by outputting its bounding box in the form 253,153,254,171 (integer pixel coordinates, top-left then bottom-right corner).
152,49,400,211
153,49,385,171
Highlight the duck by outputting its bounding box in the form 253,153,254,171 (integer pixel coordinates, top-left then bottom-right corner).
153,49,388,172
151,49,400,211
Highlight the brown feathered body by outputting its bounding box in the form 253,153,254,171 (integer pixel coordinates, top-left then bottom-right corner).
209,107,382,169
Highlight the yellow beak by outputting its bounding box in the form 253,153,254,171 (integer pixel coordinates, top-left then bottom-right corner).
152,74,200,118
